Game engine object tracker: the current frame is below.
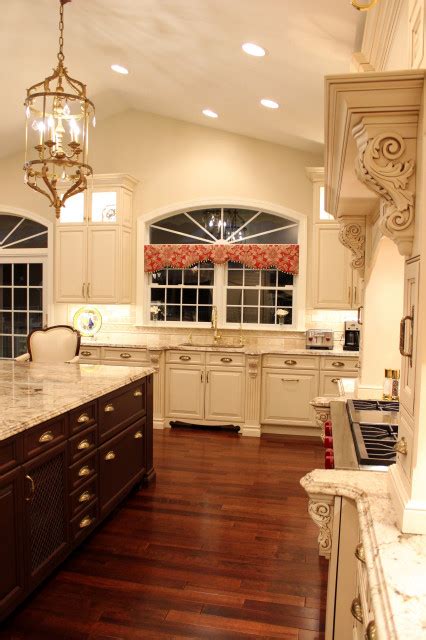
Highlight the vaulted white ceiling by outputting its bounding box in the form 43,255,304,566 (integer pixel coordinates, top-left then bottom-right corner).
1,0,363,159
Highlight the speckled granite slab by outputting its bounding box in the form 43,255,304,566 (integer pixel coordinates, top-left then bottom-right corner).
301,469,426,640
0,361,154,442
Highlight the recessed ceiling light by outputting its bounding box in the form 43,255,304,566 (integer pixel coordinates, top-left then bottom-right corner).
202,109,218,118
111,64,129,75
260,98,279,109
242,42,266,57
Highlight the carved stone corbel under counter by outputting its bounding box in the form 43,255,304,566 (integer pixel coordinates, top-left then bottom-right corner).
338,217,366,274
307,494,335,559
310,397,332,442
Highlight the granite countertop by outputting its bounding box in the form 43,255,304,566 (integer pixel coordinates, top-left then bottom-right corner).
301,469,426,640
0,361,154,442
81,340,359,358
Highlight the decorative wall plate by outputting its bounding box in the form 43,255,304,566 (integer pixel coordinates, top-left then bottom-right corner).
73,306,102,337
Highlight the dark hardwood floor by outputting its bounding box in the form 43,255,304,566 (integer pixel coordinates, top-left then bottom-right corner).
0,429,328,639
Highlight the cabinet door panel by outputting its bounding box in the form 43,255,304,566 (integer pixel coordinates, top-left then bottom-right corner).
55,227,87,302
120,228,132,302
261,370,319,426
400,260,419,418
99,420,145,518
0,468,24,618
23,443,68,589
87,227,118,302
313,224,351,309
165,365,204,419
320,372,358,397
204,367,245,422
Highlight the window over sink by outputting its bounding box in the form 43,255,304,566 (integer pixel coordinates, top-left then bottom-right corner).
145,205,304,329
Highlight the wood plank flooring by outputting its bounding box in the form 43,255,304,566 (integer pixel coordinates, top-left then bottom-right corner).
0,429,328,639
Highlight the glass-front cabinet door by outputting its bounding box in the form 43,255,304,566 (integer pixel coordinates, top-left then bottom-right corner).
0,259,46,359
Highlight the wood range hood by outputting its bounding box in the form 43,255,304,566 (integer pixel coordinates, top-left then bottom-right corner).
324,69,425,271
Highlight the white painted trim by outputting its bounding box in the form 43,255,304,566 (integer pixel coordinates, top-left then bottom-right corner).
0,205,54,327
136,197,308,331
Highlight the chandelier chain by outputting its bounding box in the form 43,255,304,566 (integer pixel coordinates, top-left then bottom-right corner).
58,1,65,62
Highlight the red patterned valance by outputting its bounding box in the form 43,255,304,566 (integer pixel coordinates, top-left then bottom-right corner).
144,244,299,274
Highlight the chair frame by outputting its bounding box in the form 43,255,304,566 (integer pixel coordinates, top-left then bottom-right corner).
27,325,81,362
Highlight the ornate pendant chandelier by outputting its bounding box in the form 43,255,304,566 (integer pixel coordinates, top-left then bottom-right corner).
23,0,95,219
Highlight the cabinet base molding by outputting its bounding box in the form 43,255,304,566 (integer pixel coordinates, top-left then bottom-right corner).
154,419,166,430
388,464,426,534
262,425,320,438
240,424,261,438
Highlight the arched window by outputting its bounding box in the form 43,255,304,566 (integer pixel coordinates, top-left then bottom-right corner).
0,213,48,358
144,207,301,328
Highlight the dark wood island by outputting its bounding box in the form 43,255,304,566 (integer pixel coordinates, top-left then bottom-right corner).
0,360,155,622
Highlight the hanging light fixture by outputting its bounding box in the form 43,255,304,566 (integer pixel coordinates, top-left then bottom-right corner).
351,0,379,10
23,0,95,218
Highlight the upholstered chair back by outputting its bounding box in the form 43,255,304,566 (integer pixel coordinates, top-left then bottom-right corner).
27,326,81,363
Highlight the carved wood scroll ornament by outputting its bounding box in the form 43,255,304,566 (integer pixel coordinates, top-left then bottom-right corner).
307,498,334,559
338,220,366,272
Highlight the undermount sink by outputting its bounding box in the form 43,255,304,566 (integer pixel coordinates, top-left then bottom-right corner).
179,342,244,349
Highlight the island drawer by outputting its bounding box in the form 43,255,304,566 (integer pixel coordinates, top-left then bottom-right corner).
262,354,319,370
99,381,146,441
321,356,359,372
69,402,97,434
70,501,98,546
69,476,98,518
68,426,97,464
23,417,67,460
206,352,245,366
79,347,101,360
0,435,23,474
102,347,149,363
69,451,97,492
166,350,205,365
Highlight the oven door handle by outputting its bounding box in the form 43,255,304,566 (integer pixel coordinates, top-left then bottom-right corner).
357,305,363,325
399,308,414,363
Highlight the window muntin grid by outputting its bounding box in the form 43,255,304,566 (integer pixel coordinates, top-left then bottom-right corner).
226,262,293,325
0,214,48,249
150,263,214,323
0,262,44,358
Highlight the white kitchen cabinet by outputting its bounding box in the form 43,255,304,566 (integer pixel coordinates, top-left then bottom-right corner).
54,174,137,304
261,369,319,426
165,364,205,419
312,224,356,309
400,259,419,419
204,367,245,422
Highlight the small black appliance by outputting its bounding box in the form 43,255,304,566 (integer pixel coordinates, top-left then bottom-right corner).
343,321,360,351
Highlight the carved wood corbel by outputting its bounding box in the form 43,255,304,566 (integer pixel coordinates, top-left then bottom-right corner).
307,496,334,559
338,217,366,274
353,124,416,257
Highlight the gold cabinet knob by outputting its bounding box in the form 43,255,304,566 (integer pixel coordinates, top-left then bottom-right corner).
350,597,363,624
284,359,297,365
77,439,91,451
365,621,377,640
120,352,131,359
179,355,191,361
79,515,94,529
39,430,54,443
78,491,92,504
104,403,115,413
133,389,143,397
331,377,340,384
81,350,92,357
332,361,345,368
220,357,232,363
394,437,408,455
104,450,116,461
134,431,143,439
355,543,366,564
78,465,91,477
77,412,90,424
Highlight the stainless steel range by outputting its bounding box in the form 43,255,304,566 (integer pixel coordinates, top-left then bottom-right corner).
347,399,399,467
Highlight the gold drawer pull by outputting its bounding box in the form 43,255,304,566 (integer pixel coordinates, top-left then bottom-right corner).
25,474,35,501
355,543,366,564
78,491,92,504
365,621,377,640
81,350,92,357
133,389,143,397
77,439,91,451
332,361,345,368
179,355,191,361
104,403,115,413
284,359,297,365
77,412,90,424
39,430,54,443
120,352,131,359
220,357,232,363
281,378,300,383
78,465,91,478
394,437,408,455
331,378,340,384
350,597,363,624
79,515,94,529
104,450,116,461
134,431,143,439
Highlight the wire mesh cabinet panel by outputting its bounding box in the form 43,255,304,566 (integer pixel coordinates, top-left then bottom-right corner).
23,443,68,589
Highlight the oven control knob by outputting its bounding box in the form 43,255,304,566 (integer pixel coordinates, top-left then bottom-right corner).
324,425,333,437
325,450,334,469
324,435,333,448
